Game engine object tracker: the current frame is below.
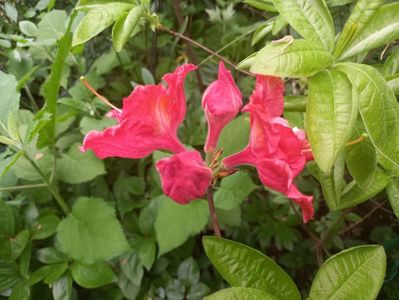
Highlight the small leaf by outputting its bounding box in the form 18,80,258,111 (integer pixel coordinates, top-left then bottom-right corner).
0,200,16,238
308,245,386,300
387,178,399,220
155,196,209,256
52,275,73,300
72,3,134,46
71,261,116,289
19,21,38,37
0,262,21,291
32,215,60,240
0,71,20,125
271,0,335,52
205,287,278,300
141,67,155,85
10,281,30,300
307,69,357,173
57,197,129,263
138,239,156,270
178,257,200,286
203,236,301,300
382,47,399,77
214,172,257,210
251,39,333,78
218,115,250,157
112,5,144,52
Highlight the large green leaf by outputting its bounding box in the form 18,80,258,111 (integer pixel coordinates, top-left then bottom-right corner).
112,5,143,52
271,0,334,52
155,196,209,256
336,63,399,170
333,0,383,59
71,261,116,289
386,178,399,220
205,287,278,300
0,71,20,125
308,245,386,300
214,172,257,210
56,197,129,263
339,3,399,60
203,236,301,300
56,143,105,184
307,69,357,173
251,39,333,78
72,3,134,46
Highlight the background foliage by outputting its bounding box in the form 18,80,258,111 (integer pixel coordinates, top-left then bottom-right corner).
0,0,399,299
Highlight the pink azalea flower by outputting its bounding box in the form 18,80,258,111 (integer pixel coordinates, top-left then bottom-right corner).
223,75,314,223
80,64,197,159
156,151,213,204
202,62,242,152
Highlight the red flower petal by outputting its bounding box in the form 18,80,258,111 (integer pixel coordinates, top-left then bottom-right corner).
156,151,213,204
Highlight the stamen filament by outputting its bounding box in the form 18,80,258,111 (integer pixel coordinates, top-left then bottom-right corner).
80,76,122,113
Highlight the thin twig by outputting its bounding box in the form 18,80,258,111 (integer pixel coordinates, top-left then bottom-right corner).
206,187,222,237
158,25,254,77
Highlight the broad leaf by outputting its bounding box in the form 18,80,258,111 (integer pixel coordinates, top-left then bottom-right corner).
72,3,134,46
71,261,116,289
307,69,357,173
339,3,399,60
36,10,67,41
0,71,20,125
155,196,209,256
336,63,399,170
251,39,333,78
387,75,399,95
382,47,399,77
205,287,278,300
203,236,301,300
56,143,105,184
112,5,144,52
218,115,250,157
271,0,334,52
57,197,129,263
387,178,399,220
214,172,257,210
0,262,21,291
308,245,386,300
333,0,383,58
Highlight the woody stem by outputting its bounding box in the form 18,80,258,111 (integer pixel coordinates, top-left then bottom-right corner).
206,187,222,237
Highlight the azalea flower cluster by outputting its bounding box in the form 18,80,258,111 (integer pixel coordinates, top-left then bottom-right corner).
81,63,314,222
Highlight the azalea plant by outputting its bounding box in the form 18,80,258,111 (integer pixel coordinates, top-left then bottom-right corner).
0,0,398,299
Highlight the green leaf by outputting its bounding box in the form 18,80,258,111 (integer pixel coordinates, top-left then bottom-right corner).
336,63,399,170
120,251,143,285
36,10,67,41
32,215,60,240
387,178,399,220
271,0,334,52
0,229,30,262
112,5,144,52
56,143,106,184
0,200,16,238
19,21,38,37
339,3,399,60
251,39,333,78
39,13,74,147
0,262,21,291
0,152,23,177
382,47,399,77
155,196,209,256
71,261,116,289
203,236,301,300
205,287,278,300
72,3,134,46
387,74,399,94
5,2,18,22
138,238,156,270
218,115,250,157
52,275,73,300
244,0,277,12
10,281,30,300
307,69,357,173
178,257,200,286
0,71,20,125
43,262,68,284
214,172,257,210
308,245,386,300
333,0,383,58
79,116,117,135
57,197,129,263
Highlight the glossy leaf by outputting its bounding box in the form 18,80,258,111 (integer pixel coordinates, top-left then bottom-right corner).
308,245,386,300
72,3,134,46
57,197,129,263
271,0,334,52
336,63,399,170
71,261,116,289
155,196,209,256
203,236,301,300
307,69,356,173
205,287,278,300
214,172,257,210
112,5,144,52
387,178,399,220
251,39,333,78
333,0,383,58
339,3,399,60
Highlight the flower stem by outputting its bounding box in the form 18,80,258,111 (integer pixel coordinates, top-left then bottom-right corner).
206,187,222,237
